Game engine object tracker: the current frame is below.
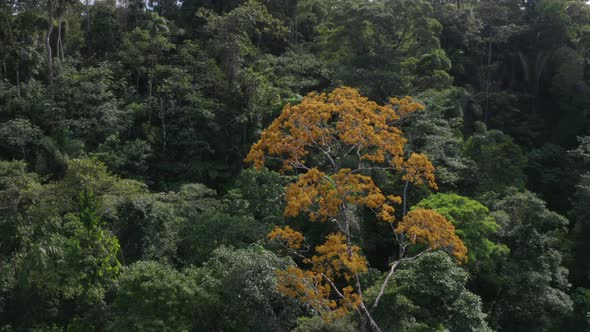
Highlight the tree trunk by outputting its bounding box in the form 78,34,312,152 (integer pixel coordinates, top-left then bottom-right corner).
402,179,409,217
57,17,62,61
59,17,65,61
342,205,383,332
15,61,20,97
484,30,492,125
160,96,166,152
85,0,90,35
399,179,410,259
294,13,298,44
148,57,154,107
46,2,54,88
148,72,153,123
136,70,140,94
5,19,13,80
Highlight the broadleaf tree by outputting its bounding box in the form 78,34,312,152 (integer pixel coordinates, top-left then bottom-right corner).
245,87,467,331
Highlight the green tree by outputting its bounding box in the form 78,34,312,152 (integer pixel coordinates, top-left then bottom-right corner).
93,134,152,181
174,183,267,265
486,189,573,331
0,160,41,211
527,143,577,212
565,287,590,332
571,173,590,287
464,124,527,192
113,194,180,264
54,158,146,213
59,190,121,329
198,245,302,331
86,1,120,57
0,10,45,96
52,62,129,145
118,17,173,99
405,88,477,190
416,193,508,269
0,118,42,159
107,260,211,332
312,0,451,99
0,160,42,259
34,128,85,176
2,188,121,330
365,251,491,332
199,0,291,161
474,0,525,123
225,168,289,224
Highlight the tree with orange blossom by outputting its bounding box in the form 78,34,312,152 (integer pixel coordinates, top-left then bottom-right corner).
245,87,466,332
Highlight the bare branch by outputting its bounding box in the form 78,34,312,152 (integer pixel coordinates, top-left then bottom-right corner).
371,248,432,311
322,273,345,299
371,260,400,311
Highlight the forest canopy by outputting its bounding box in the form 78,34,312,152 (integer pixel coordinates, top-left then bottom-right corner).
1,0,590,331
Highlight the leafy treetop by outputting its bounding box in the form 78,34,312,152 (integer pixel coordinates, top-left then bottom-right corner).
249,87,466,331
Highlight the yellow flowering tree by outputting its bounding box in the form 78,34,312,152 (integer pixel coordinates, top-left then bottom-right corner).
246,87,466,332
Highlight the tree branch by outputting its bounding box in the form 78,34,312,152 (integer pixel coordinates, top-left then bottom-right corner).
322,273,345,299
371,248,432,311
371,260,400,311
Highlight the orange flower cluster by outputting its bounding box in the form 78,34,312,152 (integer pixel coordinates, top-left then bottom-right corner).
267,226,305,249
402,153,438,190
245,87,424,171
283,167,402,223
245,87,434,225
273,232,366,321
394,208,468,263
311,233,368,281
276,267,362,322
389,96,426,118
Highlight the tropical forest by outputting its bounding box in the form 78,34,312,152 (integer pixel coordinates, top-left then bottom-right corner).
0,0,590,331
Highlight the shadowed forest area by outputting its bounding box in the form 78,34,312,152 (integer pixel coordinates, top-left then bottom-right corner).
1,0,590,331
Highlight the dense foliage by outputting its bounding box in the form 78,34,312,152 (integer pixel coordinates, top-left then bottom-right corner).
1,0,590,331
